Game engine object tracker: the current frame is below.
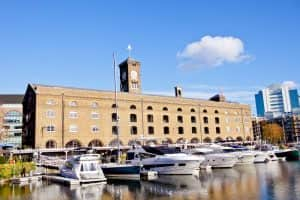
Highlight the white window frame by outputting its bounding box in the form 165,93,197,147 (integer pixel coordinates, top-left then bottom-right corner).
69,125,78,133
46,110,55,118
46,125,56,133
46,99,56,105
69,101,78,107
69,111,78,119
91,112,100,119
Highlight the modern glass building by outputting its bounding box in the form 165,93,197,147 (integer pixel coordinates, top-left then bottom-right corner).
255,82,300,118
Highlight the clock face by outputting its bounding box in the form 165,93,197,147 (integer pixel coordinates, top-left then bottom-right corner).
122,72,127,81
131,70,138,80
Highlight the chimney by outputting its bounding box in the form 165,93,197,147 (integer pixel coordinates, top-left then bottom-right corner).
175,86,182,97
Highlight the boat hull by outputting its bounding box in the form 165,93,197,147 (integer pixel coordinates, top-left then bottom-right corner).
275,149,299,161
101,164,141,180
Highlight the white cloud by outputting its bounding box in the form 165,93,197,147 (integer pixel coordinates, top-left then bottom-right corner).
177,35,251,69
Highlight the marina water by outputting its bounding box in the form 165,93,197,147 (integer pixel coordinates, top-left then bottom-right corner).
1,161,300,200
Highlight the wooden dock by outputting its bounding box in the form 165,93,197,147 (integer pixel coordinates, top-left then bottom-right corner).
42,175,106,186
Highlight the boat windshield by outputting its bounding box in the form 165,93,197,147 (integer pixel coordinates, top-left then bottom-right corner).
142,146,181,155
80,162,99,172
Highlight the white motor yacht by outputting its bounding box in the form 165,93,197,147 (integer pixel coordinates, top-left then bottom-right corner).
188,147,237,168
253,151,269,163
126,146,203,175
60,154,106,182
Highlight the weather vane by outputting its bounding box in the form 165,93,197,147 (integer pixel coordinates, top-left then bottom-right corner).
127,44,132,58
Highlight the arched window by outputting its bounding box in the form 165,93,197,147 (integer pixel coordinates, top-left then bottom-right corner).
177,108,182,112
176,138,185,144
203,109,207,113
191,137,199,144
215,117,220,124
147,106,153,110
131,126,138,135
178,127,184,134
163,115,169,123
204,127,209,134
203,137,212,143
65,140,81,148
216,127,221,134
203,117,208,124
163,127,169,134
236,136,243,142
130,105,136,110
162,138,172,144
147,114,154,122
192,127,197,134
69,101,77,107
130,114,137,122
191,116,196,123
190,108,196,113
215,137,223,143
91,102,99,108
109,139,123,147
162,107,168,111
246,136,252,141
88,139,103,147
148,126,154,135
214,110,219,114
46,140,57,148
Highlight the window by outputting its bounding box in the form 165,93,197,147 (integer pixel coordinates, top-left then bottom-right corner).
177,108,182,112
204,127,209,134
91,126,99,133
190,108,196,113
46,99,56,105
112,113,118,122
46,110,55,118
192,127,197,134
131,126,138,135
130,114,137,122
91,102,98,108
148,126,154,135
163,115,169,123
226,126,231,133
147,106,153,110
177,116,183,123
46,125,55,132
191,116,196,123
164,127,169,134
162,107,168,111
214,110,219,114
203,109,207,113
178,127,184,134
91,112,99,119
130,105,136,110
69,101,77,107
203,117,208,124
215,117,220,124
112,104,118,108
69,125,78,133
69,111,78,119
216,127,221,134
147,114,154,123
112,126,118,135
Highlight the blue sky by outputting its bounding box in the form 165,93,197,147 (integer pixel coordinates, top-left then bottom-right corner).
0,1,299,114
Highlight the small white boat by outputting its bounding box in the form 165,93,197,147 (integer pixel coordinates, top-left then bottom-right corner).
253,151,269,163
187,147,237,168
60,154,106,183
126,146,202,175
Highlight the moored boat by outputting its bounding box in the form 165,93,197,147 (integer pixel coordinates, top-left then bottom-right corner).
274,149,299,161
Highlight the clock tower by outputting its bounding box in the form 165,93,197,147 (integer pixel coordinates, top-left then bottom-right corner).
119,57,141,93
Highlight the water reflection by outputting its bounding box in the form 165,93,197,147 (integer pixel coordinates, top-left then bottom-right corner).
1,162,300,200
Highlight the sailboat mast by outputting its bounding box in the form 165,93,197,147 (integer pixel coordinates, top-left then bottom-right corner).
113,53,120,164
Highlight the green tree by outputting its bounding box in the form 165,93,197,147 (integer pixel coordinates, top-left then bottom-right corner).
262,123,284,144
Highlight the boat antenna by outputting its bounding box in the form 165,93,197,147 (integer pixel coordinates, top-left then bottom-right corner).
113,52,120,164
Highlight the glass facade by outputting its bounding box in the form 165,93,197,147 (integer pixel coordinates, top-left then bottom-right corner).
289,89,300,109
1,110,22,147
255,91,265,117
